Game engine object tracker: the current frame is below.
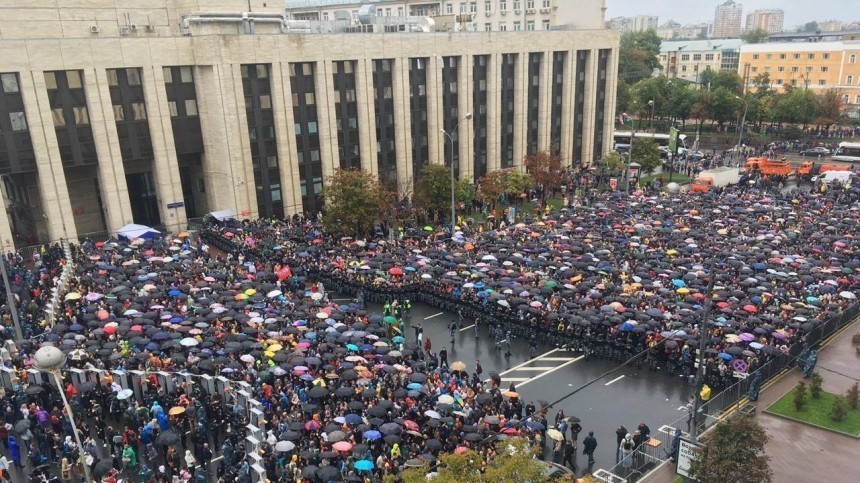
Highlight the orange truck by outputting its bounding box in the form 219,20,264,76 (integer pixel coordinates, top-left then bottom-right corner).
797,161,852,179
744,157,792,176
690,167,740,193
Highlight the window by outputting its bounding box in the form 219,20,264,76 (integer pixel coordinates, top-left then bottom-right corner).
526,20,534,31
764,67,771,72
793,53,800,59
791,79,797,86
197,179,205,193
113,104,125,121
850,54,857,64
484,23,491,31
792,66,799,73
9,112,27,131
500,1,506,11
776,79,782,85
107,69,119,86
259,94,272,109
267,155,278,168
779,53,786,59
168,101,178,117
514,1,521,10
459,2,466,13
256,65,268,78
0,73,18,93
67,71,82,89
819,80,826,86
856,94,860,104
323,12,329,21
752,54,759,60
527,0,534,8
44,72,57,89
542,20,550,30
179,67,193,83
294,123,302,135
305,92,316,105
823,53,830,59
446,3,453,14
543,0,550,7
766,54,772,60
681,54,689,61
843,94,850,103
513,21,521,31
751,67,758,72
848,75,854,85
51,108,64,126
131,102,146,120
806,66,813,72
73,106,89,124
126,68,141,85
498,22,506,31
163,68,173,84
485,0,491,12
808,53,815,60
308,121,318,134
705,54,714,61
692,54,702,61
185,99,198,116
777,66,784,72
821,66,828,72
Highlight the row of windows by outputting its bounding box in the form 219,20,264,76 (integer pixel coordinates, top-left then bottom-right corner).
752,52,833,61
751,65,831,73
676,53,717,62
489,19,549,31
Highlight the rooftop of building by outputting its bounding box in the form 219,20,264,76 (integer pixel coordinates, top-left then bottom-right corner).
661,38,744,52
740,40,860,52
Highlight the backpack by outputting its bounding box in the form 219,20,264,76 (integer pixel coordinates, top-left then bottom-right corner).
623,441,632,451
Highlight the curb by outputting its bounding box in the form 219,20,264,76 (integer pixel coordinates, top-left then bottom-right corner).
762,407,860,440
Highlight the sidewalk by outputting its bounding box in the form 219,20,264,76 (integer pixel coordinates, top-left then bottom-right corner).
642,317,860,483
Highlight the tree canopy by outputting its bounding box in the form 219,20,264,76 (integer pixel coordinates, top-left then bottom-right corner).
321,168,393,237
413,164,453,219
741,27,770,44
689,414,773,483
631,138,662,174
619,29,663,85
523,150,563,198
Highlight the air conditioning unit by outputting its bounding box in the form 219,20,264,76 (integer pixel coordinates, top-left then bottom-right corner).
145,24,155,32
129,24,138,31
514,10,522,15
119,25,131,35
90,25,100,34
540,7,551,13
485,10,492,16
500,10,507,15
526,8,536,14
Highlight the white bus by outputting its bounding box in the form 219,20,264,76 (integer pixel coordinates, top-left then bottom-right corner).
832,142,860,163
613,131,688,157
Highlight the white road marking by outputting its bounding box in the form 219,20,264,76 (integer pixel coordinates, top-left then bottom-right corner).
500,377,531,382
459,324,476,332
514,366,559,371
517,356,584,389
424,312,444,320
541,357,579,361
496,348,561,377
605,375,626,386
331,298,352,301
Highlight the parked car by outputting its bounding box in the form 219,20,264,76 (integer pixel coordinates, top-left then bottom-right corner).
800,147,831,156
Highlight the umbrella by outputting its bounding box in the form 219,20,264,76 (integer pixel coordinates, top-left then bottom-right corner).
156,430,181,446
117,389,134,400
547,429,564,441
333,441,353,452
450,361,467,371
355,460,375,471
93,459,115,478
363,430,382,441
275,440,296,452
169,406,186,416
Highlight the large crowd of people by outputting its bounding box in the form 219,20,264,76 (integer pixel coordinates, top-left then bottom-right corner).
0,178,857,482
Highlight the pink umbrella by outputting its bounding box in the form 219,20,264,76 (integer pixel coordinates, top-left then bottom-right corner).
297,342,311,348
738,333,755,342
97,309,110,321
333,441,353,452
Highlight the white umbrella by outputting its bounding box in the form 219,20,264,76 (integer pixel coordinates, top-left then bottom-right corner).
180,337,199,347
117,389,134,400
267,290,282,298
275,440,296,452
840,291,856,300
424,410,441,419
547,429,564,441
240,354,255,363
437,395,455,405
311,292,323,301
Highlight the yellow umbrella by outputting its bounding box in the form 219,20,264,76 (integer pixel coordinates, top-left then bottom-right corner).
267,344,283,352
265,351,276,359
666,249,679,256
169,406,186,416
64,292,82,301
676,288,690,295
450,361,467,371
244,288,256,296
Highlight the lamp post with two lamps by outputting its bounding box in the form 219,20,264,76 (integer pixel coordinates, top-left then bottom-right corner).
441,112,472,231
34,345,93,482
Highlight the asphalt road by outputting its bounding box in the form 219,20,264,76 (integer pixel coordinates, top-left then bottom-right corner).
340,296,696,474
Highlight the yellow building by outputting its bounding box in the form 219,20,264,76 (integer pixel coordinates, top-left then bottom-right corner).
739,42,860,115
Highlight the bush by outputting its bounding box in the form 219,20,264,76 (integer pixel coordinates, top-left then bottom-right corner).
809,372,823,399
831,396,849,422
846,383,860,410
793,381,807,411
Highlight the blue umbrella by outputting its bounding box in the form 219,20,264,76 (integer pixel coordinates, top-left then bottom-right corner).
672,279,686,288
345,414,363,425
146,343,159,351
346,344,359,351
717,353,733,361
753,263,767,270
363,430,382,441
407,383,423,390
355,460,375,471
618,322,635,332
168,289,181,297
524,420,545,431
69,324,84,332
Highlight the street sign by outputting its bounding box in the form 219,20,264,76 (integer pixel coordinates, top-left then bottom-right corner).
676,437,703,480
166,202,184,209
609,178,618,191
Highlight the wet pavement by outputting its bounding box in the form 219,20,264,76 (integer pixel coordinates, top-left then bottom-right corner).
352,297,694,473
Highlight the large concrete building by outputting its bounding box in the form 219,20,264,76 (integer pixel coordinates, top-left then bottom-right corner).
607,15,658,34
744,9,783,34
0,0,618,248
712,0,743,39
286,0,607,32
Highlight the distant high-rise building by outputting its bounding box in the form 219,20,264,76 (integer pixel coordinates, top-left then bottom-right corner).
818,20,844,32
713,0,743,39
745,9,784,33
607,15,658,33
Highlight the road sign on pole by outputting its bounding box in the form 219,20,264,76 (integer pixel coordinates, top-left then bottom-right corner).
676,437,703,480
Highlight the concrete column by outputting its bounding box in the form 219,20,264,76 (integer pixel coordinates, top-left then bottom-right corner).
355,59,378,177
457,55,473,180
512,53,528,169
602,47,620,162
21,71,77,241
142,65,187,233
392,58,412,194
581,49,598,165
84,68,133,232
426,56,443,168
194,64,256,218
317,59,339,182
0,190,13,250
560,51,575,167
539,51,552,152
486,53,501,173
269,62,303,216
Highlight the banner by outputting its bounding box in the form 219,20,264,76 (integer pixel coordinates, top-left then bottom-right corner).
669,127,679,154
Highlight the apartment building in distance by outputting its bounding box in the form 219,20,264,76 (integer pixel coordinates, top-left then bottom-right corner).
0,0,618,248
660,39,743,81
744,9,783,34
713,0,743,39
739,42,860,114
286,0,607,32
607,15,658,34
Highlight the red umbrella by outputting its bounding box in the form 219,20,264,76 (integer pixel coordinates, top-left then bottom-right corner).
743,305,757,313
103,325,116,335
333,441,353,452
305,420,322,431
389,267,404,276
97,309,110,321
403,420,419,431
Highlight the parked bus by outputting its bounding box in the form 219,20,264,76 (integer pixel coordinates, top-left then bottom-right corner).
613,131,688,157
832,142,860,163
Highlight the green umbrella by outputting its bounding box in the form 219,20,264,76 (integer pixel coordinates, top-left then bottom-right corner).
383,316,397,324
423,226,433,231
545,280,558,288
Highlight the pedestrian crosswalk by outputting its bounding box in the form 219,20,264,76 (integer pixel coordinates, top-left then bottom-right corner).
498,349,584,388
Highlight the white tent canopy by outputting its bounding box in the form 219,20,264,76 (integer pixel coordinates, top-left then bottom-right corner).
209,209,236,221
116,223,161,241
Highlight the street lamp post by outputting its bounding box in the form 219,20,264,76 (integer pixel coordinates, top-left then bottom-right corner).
691,257,719,440
441,112,472,232
649,99,656,132
34,346,92,482
735,95,749,157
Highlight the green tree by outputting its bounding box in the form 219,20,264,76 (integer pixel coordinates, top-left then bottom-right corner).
809,372,823,399
741,27,770,44
631,138,661,174
456,177,477,207
802,21,819,32
711,87,742,126
504,171,533,198
831,395,849,422
616,79,633,115
751,72,773,97
691,91,714,129
773,87,818,128
814,89,846,128
413,164,453,219
523,150,563,198
689,414,773,483
321,168,392,237
712,71,744,95
477,170,506,208
601,151,626,177
619,30,663,85
793,381,807,411
667,82,698,124
845,382,859,410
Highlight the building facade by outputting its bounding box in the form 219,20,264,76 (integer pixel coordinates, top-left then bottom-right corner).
659,39,743,81
0,0,618,248
713,0,743,39
285,0,607,32
739,41,860,114
607,15,658,34
744,9,783,34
